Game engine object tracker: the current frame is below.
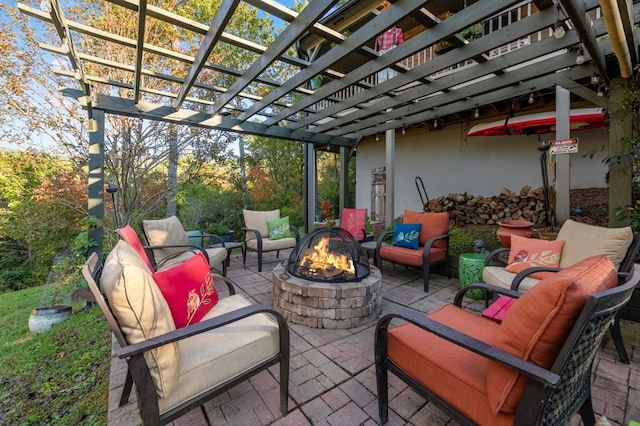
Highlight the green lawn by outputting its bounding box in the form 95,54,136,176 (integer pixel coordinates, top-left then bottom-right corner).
0,286,110,425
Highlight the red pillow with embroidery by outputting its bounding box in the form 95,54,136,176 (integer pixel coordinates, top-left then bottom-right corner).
152,252,218,328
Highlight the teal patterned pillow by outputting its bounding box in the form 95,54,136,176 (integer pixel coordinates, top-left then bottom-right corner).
392,223,421,249
267,216,293,240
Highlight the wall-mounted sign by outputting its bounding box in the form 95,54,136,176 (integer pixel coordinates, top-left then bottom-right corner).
549,138,578,154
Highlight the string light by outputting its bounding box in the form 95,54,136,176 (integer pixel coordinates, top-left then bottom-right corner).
433,117,438,129
402,126,406,135
474,105,479,119
376,133,379,141
575,48,585,65
553,5,566,39
528,91,535,104
591,73,599,85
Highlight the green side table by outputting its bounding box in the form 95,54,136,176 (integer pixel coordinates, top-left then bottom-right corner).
458,253,487,300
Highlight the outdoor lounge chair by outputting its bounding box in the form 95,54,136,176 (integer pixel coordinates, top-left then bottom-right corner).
242,209,299,272
141,216,228,276
375,255,640,425
481,219,640,363
376,210,450,292
82,241,290,425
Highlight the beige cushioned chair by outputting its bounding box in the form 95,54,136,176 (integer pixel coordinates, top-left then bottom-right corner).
482,219,640,364
142,216,228,275
242,209,299,272
83,241,289,425
483,219,637,292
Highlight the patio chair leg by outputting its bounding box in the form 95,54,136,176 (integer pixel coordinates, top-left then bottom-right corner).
609,313,629,364
578,392,596,426
242,244,247,268
119,368,134,407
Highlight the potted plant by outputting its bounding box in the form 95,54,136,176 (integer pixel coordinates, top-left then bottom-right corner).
28,222,96,334
28,254,78,333
203,221,234,243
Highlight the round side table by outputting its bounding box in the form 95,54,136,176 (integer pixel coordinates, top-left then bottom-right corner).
458,253,487,300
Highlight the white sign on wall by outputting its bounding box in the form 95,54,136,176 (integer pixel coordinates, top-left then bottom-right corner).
549,138,578,154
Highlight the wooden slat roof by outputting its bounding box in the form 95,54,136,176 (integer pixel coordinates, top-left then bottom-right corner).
18,0,640,148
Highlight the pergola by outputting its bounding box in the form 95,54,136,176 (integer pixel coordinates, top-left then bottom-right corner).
17,0,640,254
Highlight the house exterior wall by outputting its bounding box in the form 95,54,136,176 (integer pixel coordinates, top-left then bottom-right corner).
355,121,610,220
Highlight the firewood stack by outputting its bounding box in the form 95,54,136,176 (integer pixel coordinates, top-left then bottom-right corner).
425,186,548,226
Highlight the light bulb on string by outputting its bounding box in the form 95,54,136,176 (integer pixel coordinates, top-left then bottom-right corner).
553,5,565,39
402,126,406,135
528,91,535,104
474,105,479,118
433,117,438,129
575,48,585,65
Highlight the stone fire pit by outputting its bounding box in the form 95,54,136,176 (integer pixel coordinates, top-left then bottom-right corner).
272,262,382,329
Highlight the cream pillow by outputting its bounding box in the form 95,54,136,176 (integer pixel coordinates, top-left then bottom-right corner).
101,241,179,398
143,216,190,266
556,219,633,269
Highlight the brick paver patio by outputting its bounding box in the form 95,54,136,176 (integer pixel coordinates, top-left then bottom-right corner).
106,249,640,425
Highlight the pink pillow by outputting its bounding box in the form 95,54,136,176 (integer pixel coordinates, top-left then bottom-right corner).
116,225,155,271
152,252,218,328
504,235,565,277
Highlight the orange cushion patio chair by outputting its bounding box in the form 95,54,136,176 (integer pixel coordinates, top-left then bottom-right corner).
376,210,450,292
375,255,640,425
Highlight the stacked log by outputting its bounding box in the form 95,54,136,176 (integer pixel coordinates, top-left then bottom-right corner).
425,186,548,226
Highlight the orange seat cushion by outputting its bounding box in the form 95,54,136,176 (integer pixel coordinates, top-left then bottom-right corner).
487,254,618,414
379,245,447,267
387,305,515,425
403,210,449,250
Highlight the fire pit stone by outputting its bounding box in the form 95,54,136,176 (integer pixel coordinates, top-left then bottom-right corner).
272,263,382,329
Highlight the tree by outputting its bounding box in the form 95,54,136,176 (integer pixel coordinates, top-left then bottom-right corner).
244,135,304,223
0,151,86,289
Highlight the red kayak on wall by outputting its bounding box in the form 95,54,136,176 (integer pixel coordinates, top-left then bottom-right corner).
466,108,608,137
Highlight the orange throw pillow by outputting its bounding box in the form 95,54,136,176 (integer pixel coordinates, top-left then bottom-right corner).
486,254,617,414
504,235,565,278
152,252,218,328
402,210,449,249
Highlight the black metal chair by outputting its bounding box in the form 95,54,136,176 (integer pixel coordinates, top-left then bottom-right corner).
375,259,640,425
83,250,290,425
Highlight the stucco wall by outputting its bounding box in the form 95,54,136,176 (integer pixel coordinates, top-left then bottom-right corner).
355,122,610,219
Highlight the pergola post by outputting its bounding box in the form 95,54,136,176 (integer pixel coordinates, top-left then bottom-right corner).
554,85,571,223
88,109,105,259
608,76,632,226
385,127,395,227
339,146,349,214
304,143,317,234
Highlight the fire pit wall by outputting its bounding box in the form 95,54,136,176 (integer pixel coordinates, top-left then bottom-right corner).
272,263,382,329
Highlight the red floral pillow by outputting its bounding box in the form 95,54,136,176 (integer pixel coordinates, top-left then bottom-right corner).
505,235,565,276
152,252,218,328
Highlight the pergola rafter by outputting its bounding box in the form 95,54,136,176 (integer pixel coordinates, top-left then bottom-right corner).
18,0,640,148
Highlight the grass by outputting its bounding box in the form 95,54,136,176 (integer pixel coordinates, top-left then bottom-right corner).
0,286,110,425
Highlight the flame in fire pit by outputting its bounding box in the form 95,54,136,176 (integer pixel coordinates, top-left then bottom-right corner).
299,236,355,279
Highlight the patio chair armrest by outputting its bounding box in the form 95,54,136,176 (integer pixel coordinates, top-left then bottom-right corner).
453,283,522,306
423,233,450,251
511,267,561,291
290,226,300,242
211,273,236,295
376,309,560,387
375,230,394,266
144,244,211,265
201,232,226,247
117,304,289,359
242,227,263,242
484,247,510,266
